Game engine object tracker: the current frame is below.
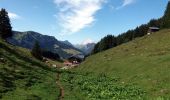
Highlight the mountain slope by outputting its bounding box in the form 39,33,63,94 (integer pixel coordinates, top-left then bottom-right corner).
7,31,82,58
79,29,170,97
60,40,74,47
0,39,59,99
74,43,95,55
60,29,170,99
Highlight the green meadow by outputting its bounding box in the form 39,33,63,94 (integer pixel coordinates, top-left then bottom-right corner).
59,29,170,99
0,39,59,100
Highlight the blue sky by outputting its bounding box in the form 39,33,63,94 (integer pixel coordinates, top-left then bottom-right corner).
0,0,169,44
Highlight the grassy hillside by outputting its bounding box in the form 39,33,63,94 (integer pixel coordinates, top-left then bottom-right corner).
1,29,170,100
0,39,59,100
60,29,170,99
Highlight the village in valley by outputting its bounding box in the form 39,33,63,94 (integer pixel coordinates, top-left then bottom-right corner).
43,54,85,70
62,54,85,69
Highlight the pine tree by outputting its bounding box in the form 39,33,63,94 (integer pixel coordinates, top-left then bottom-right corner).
92,42,99,54
92,35,118,54
0,8,12,39
161,1,170,28
31,41,43,60
148,19,161,28
112,35,117,47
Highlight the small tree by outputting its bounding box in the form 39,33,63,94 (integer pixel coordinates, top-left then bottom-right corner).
31,41,43,60
0,8,12,39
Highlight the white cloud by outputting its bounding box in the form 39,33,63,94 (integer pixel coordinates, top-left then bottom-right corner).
8,12,20,20
116,0,135,9
54,0,106,35
81,38,94,45
122,0,135,6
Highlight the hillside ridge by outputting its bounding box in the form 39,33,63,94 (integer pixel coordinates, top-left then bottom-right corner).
7,31,83,58
58,29,170,99
0,39,60,99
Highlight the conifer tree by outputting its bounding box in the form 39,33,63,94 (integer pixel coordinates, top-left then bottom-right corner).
161,1,170,28
92,42,99,54
0,8,12,39
31,41,43,60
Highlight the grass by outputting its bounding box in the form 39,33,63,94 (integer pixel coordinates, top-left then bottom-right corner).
62,49,81,55
0,39,59,100
60,71,146,100
59,29,170,99
1,29,170,100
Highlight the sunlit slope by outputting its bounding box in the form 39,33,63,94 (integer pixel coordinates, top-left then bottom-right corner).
0,39,59,100
78,29,170,97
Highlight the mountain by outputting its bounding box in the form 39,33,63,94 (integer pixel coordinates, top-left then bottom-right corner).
0,39,60,99
7,31,83,58
60,40,74,47
59,29,170,99
74,43,95,55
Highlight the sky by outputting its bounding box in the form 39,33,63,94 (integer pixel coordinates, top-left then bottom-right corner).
0,0,169,44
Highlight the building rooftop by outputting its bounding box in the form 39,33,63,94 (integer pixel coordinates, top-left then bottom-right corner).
69,54,85,59
149,27,160,30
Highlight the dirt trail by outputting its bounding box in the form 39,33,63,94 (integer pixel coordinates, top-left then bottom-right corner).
56,73,64,100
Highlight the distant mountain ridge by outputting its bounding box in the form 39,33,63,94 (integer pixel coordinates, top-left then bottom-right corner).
7,31,83,58
60,40,74,47
74,43,95,55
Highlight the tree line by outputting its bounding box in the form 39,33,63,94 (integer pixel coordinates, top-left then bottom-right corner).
92,1,170,54
31,41,60,61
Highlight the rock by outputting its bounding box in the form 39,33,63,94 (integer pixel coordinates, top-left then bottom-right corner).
107,58,111,61
42,58,48,62
131,53,135,56
61,67,68,70
15,70,21,73
147,33,151,35
52,64,57,68
0,58,6,63
45,61,49,63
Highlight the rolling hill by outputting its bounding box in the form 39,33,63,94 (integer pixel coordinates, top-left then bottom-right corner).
59,29,170,99
0,39,60,100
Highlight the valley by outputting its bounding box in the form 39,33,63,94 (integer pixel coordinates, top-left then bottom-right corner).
0,0,170,100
